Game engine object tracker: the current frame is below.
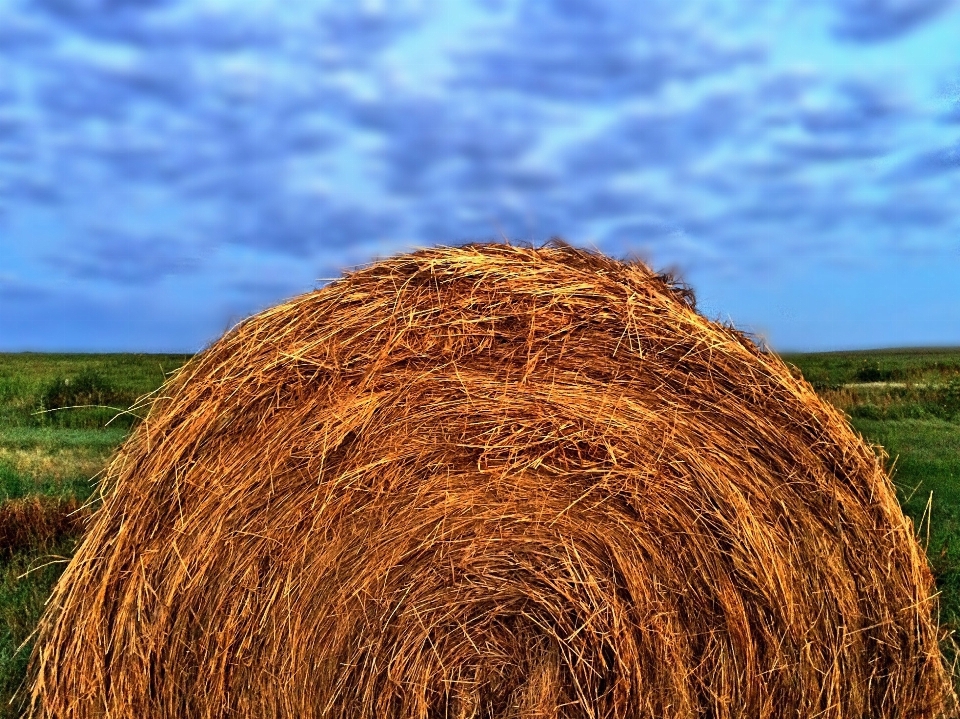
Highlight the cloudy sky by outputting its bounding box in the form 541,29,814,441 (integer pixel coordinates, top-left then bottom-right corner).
1,0,958,353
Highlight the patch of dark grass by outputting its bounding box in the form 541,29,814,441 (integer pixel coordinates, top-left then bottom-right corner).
0,353,191,431
0,464,28,502
854,362,905,383
35,369,142,430
0,496,91,559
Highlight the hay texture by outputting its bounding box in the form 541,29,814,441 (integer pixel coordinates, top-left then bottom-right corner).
24,240,956,719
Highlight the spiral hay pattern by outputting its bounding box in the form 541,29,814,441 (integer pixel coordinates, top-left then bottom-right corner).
23,240,957,718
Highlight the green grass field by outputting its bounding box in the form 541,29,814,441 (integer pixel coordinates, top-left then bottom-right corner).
781,348,960,639
0,354,192,717
1,348,958,716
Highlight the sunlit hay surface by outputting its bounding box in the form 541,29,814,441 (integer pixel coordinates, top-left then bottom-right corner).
23,240,957,719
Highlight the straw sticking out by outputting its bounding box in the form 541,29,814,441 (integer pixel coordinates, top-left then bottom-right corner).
23,239,957,718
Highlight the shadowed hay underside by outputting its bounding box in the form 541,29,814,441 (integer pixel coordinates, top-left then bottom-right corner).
22,239,958,719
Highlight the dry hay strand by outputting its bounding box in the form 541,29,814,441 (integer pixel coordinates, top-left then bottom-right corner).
0,495,89,558
22,239,957,718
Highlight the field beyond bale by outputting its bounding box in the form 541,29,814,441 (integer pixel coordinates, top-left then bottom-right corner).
0,353,192,717
1,345,959,717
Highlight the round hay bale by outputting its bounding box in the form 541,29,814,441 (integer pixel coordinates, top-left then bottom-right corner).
23,239,957,718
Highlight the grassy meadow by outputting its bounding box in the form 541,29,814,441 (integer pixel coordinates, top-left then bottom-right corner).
0,353,192,717
1,348,959,715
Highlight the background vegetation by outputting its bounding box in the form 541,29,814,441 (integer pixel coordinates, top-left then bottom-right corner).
1,349,958,716
0,354,191,717
781,348,960,652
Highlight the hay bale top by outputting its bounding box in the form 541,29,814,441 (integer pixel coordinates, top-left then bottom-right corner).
26,239,955,719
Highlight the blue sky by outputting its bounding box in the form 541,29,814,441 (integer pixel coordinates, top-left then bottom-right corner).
0,0,958,353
